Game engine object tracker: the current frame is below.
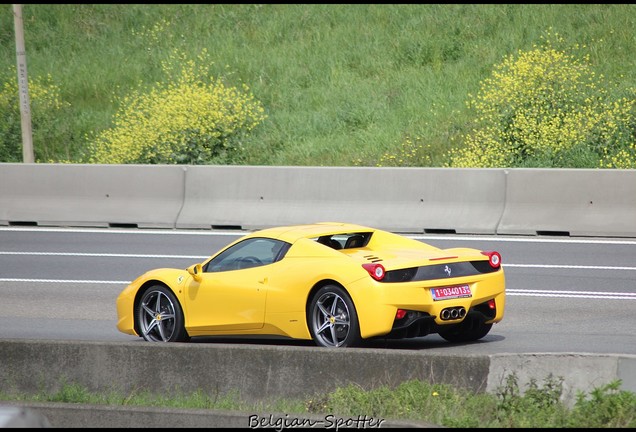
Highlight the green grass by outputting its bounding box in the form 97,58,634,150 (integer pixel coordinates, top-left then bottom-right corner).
2,4,636,165
1,374,635,428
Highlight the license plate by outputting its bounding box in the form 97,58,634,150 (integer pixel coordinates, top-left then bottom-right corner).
431,284,472,301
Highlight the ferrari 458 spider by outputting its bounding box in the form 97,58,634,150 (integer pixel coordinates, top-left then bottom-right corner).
116,222,505,347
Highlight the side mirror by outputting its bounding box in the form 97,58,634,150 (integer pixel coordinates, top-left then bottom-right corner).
187,263,203,281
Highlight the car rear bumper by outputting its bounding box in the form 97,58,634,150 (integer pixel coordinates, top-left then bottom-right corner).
350,269,505,339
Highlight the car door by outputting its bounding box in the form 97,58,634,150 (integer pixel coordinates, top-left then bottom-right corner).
184,237,288,332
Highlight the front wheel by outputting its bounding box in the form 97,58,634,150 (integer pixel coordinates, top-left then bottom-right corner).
308,285,361,347
136,285,189,342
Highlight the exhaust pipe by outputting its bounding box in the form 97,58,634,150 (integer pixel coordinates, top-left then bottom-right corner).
441,307,467,321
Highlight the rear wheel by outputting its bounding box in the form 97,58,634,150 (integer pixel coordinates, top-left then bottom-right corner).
308,285,361,347
438,317,492,343
137,285,189,342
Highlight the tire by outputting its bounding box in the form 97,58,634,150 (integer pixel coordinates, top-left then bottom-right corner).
438,317,492,343
136,285,189,342
308,284,361,347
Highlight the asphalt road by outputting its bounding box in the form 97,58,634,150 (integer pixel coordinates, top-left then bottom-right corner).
1,226,635,355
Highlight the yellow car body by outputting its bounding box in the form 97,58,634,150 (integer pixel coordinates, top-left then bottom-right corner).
116,222,505,347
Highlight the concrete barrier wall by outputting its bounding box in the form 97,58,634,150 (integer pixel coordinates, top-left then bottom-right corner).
0,340,491,402
0,340,634,412
1,163,636,236
0,406,50,427
497,168,636,237
0,163,186,228
487,353,636,405
176,166,505,233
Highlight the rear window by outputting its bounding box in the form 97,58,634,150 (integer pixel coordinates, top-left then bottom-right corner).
314,232,372,250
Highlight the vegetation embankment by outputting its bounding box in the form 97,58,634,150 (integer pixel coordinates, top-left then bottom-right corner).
1,374,635,428
1,4,635,167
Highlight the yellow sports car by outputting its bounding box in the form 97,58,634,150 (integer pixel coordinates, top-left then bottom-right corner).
116,222,505,347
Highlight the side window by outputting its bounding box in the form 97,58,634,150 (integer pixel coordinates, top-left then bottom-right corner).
204,238,290,273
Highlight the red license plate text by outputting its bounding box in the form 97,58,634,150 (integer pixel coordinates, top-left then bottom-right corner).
431,284,472,301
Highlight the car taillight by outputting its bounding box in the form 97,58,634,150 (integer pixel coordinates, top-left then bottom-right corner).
396,309,407,320
481,251,501,268
362,263,385,281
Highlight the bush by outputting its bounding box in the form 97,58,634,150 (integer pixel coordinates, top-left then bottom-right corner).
0,66,71,162
87,48,267,165
363,134,432,167
568,380,636,428
446,29,636,169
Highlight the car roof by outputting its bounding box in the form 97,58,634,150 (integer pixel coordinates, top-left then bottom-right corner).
248,222,376,243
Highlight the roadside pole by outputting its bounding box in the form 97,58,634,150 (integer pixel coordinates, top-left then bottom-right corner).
13,4,34,163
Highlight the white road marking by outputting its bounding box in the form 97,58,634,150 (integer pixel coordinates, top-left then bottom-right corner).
0,278,129,284
2,226,636,245
0,251,206,259
503,263,636,271
0,226,244,236
2,227,634,300
506,290,636,300
1,251,635,271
